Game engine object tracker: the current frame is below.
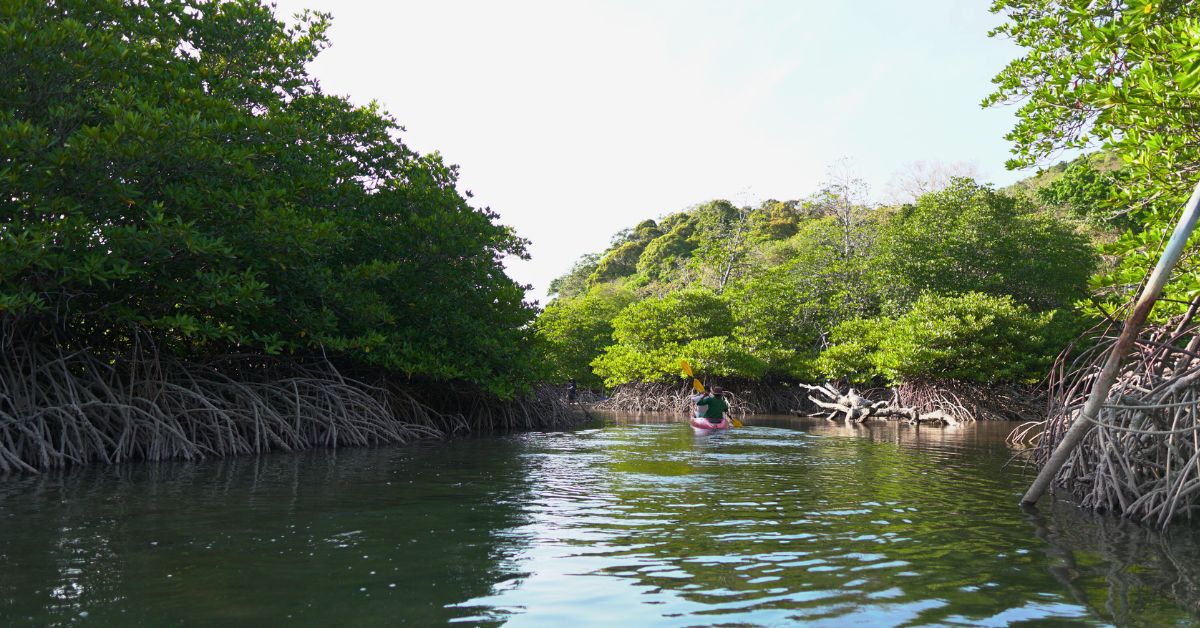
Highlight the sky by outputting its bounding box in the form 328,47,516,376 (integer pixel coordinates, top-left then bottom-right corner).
270,0,1030,306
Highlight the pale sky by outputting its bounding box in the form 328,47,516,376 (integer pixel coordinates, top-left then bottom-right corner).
270,0,1029,306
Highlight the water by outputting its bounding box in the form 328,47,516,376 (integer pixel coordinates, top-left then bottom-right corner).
2,413,1199,626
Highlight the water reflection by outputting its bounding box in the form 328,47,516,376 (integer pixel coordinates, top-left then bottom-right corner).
1026,500,1200,625
461,413,1199,626
0,443,536,625
1,414,1198,626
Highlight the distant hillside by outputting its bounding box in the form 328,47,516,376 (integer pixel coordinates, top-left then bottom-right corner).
1003,151,1124,199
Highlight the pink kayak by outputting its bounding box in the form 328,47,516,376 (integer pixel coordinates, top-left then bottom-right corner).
690,416,731,434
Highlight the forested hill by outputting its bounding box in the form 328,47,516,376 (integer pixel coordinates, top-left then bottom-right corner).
536,165,1126,390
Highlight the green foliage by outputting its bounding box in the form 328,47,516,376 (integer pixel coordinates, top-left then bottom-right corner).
636,219,698,282
534,285,634,388
730,297,819,379
724,213,884,379
589,241,643,284
874,179,1095,312
541,173,1100,387
545,197,814,302
1036,155,1129,229
818,292,1076,385
725,263,817,377
746,199,809,242
591,289,764,387
688,200,755,290
609,289,734,350
812,318,879,384
539,139,1103,388
987,0,1200,320
0,0,538,396
548,253,600,299
589,219,663,285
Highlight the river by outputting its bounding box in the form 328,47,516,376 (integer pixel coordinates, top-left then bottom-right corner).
2,413,1199,626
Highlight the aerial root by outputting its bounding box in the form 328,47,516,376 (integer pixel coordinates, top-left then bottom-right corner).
0,331,578,474
1012,318,1200,527
593,381,808,416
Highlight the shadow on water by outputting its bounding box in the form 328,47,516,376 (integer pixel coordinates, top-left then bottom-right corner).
0,441,539,626
2,412,1199,626
1024,500,1200,625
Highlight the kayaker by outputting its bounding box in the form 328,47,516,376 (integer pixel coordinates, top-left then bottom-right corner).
693,386,729,425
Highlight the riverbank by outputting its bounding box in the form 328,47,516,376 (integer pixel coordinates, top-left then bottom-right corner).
590,379,1044,422
0,344,583,474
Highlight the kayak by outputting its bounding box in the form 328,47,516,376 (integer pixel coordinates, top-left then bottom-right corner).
690,416,731,434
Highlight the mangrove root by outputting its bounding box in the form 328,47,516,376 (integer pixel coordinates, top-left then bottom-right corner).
0,329,581,474
592,381,808,417
1010,317,1200,528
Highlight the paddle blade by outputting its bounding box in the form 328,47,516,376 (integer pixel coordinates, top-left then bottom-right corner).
730,417,744,428
681,359,704,393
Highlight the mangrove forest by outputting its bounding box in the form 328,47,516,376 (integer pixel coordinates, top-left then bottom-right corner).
0,0,576,474
5,0,1200,624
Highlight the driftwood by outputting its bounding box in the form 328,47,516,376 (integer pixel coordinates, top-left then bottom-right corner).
799,384,961,426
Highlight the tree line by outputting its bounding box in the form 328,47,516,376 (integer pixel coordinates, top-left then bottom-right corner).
536,171,1105,391
5,0,1200,474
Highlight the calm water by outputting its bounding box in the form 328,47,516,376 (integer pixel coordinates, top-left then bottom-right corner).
2,413,1200,626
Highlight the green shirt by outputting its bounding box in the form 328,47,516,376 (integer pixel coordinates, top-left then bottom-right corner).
697,394,729,419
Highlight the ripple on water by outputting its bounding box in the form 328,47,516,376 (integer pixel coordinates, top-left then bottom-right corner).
2,415,1200,626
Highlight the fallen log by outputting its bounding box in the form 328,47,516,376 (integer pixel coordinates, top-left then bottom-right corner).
798,384,961,426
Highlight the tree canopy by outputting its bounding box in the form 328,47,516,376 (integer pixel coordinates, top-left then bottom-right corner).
817,292,1075,385
1,0,539,396
874,179,1095,312
987,0,1200,320
539,170,1097,388
591,289,764,387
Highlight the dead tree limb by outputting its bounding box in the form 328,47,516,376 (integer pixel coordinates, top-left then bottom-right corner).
799,384,961,426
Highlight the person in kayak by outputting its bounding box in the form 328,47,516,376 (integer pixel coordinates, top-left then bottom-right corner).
693,386,729,425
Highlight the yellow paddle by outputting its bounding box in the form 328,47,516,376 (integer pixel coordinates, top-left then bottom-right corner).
680,359,705,394
680,360,742,427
